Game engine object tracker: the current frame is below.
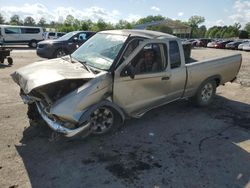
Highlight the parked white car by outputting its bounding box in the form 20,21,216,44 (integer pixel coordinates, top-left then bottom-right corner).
43,32,66,40
0,25,43,48
238,41,250,50
242,42,250,51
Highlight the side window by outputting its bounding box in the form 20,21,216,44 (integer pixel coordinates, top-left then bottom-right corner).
5,27,20,34
169,41,181,69
21,28,40,34
130,43,167,75
48,32,55,37
57,33,65,37
79,33,87,41
123,39,143,60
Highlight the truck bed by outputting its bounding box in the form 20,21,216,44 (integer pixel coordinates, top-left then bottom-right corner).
183,52,242,98
187,48,241,64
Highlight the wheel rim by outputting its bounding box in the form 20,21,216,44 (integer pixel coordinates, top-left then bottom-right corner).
201,83,213,102
90,107,114,134
56,50,66,58
31,42,37,48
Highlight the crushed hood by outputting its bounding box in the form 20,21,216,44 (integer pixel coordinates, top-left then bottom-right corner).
11,57,95,94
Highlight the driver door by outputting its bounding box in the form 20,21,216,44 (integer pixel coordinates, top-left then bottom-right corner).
113,39,172,116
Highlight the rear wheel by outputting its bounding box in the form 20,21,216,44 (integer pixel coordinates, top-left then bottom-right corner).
0,57,4,64
7,57,13,65
29,40,38,48
192,80,216,107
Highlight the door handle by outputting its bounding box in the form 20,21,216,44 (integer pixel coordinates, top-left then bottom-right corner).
161,76,170,80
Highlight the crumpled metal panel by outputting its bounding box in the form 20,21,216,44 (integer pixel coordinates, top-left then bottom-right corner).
11,57,95,94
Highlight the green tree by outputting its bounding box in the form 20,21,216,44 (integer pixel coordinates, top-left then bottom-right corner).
147,25,173,34
10,15,23,25
64,15,74,26
198,25,207,38
0,13,5,24
115,20,132,29
38,17,46,27
188,15,205,27
244,22,250,33
24,16,36,26
136,15,165,24
81,19,93,30
188,15,205,38
238,30,249,39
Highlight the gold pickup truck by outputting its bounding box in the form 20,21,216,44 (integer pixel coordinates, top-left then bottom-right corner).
12,30,242,138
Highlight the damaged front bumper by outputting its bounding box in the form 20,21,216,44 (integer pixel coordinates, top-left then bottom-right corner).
20,93,91,137
35,102,91,137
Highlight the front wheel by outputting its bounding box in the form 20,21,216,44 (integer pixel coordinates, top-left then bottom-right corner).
192,80,216,107
54,48,67,58
7,57,13,65
29,40,37,48
89,106,121,135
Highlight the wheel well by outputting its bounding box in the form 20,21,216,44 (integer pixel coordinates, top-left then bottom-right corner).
103,105,124,123
214,77,220,86
29,39,37,43
203,75,221,87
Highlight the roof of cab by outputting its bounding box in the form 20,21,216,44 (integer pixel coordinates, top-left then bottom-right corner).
99,29,177,39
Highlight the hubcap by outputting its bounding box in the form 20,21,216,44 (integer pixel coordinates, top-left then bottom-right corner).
31,42,37,48
201,83,213,102
90,107,114,134
56,50,66,58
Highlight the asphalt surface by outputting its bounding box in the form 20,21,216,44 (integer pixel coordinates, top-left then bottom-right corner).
0,47,249,188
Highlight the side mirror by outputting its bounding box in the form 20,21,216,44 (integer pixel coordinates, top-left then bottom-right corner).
122,64,135,79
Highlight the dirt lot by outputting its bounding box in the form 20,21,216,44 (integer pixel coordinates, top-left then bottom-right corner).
0,48,250,188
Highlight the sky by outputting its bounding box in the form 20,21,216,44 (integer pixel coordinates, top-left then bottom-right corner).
0,0,250,28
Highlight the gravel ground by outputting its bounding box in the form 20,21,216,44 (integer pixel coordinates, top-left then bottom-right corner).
0,48,249,188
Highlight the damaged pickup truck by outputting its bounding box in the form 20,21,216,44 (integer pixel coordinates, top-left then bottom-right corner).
12,30,242,138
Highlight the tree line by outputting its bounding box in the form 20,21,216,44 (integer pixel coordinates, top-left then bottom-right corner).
0,13,249,39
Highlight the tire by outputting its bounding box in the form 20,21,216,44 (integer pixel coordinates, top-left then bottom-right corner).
7,57,13,65
27,103,42,121
89,106,122,136
0,57,4,64
192,80,217,107
29,40,38,48
54,48,67,58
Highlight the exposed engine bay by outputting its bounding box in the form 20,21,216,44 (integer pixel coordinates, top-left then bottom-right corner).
26,79,89,107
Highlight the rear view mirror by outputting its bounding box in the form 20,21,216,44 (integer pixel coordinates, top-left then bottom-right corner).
122,64,135,79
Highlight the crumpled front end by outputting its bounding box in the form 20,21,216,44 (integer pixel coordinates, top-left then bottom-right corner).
13,59,113,137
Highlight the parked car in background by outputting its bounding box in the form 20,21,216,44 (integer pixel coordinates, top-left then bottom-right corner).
37,31,95,59
225,41,244,50
43,32,66,40
238,41,250,50
242,42,250,51
0,25,43,48
207,40,219,48
214,40,233,49
186,39,199,47
196,38,213,47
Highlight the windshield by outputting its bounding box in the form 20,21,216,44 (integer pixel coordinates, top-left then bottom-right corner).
56,31,77,41
71,33,127,70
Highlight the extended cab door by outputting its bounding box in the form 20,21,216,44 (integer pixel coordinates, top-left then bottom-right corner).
113,39,172,116
167,40,187,99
